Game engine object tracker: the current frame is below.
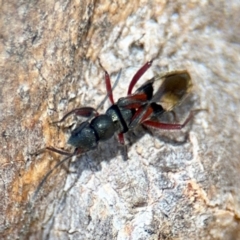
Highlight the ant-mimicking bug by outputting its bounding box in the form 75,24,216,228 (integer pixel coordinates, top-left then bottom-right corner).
31,59,198,201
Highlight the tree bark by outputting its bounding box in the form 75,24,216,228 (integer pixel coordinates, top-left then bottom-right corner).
1,0,240,239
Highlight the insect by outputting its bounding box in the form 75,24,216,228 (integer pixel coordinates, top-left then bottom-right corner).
32,59,196,200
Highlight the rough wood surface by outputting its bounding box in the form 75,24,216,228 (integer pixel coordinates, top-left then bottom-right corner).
1,0,240,239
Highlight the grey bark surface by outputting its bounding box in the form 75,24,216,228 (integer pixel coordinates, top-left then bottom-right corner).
0,0,240,239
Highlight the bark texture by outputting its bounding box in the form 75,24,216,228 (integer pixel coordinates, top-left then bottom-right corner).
0,0,240,239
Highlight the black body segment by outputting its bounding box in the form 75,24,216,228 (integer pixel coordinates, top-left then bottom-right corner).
106,104,133,133
90,115,115,141
67,122,97,150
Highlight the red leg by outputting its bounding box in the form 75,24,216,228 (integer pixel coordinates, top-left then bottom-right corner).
128,104,154,129
45,146,72,155
117,92,149,109
52,107,98,124
31,146,72,156
128,103,165,129
104,69,114,104
118,133,125,145
127,60,153,95
142,110,199,130
98,60,115,104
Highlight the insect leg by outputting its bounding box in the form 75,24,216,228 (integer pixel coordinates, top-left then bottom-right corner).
30,146,72,157
142,110,202,130
45,146,72,155
104,67,115,104
128,103,164,129
52,107,99,124
127,60,153,95
98,59,115,104
117,132,125,145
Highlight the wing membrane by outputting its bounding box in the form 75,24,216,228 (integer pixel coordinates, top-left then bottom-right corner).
151,70,192,111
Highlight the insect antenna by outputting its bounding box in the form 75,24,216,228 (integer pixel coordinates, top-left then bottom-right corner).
31,153,75,203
